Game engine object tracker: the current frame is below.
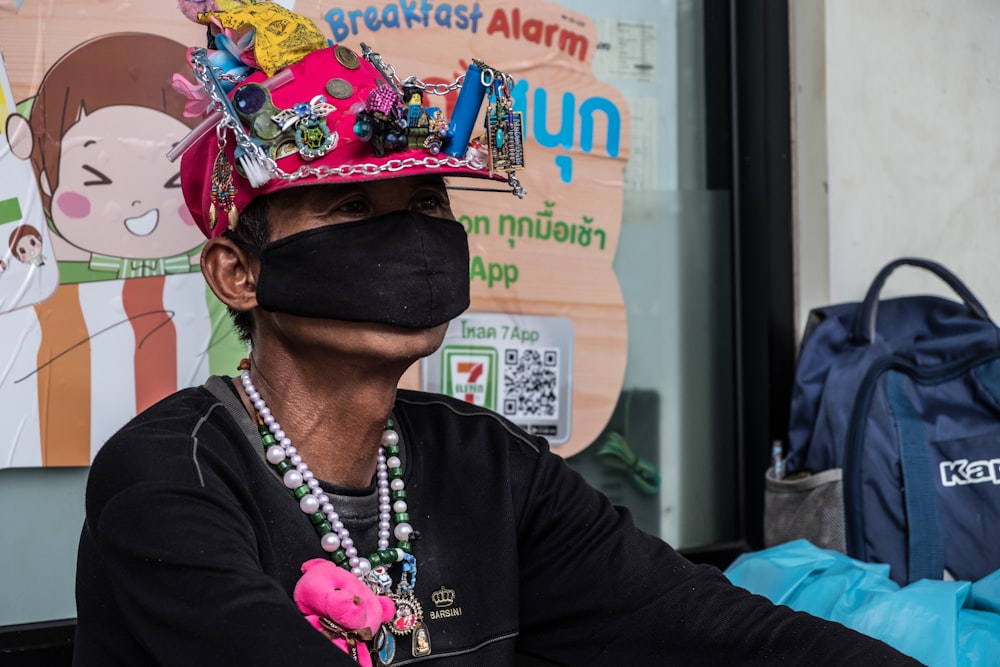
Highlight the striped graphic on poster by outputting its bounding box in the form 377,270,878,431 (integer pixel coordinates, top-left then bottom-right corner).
0,274,243,467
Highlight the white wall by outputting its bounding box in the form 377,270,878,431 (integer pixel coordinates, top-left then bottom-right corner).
791,0,1000,336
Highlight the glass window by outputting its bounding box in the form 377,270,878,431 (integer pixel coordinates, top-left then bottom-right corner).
562,0,737,550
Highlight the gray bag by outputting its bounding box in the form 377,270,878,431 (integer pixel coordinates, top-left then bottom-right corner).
763,467,845,554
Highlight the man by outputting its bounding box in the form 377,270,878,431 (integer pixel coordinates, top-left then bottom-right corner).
73,4,922,665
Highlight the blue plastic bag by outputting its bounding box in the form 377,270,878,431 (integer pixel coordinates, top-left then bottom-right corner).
725,540,1000,667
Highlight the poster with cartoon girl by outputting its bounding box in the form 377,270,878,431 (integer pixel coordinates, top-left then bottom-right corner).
0,33,245,467
1,0,631,467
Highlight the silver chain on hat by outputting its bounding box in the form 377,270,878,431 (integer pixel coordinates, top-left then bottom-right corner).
189,46,525,197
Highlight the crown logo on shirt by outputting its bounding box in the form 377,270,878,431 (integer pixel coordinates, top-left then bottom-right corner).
432,586,456,608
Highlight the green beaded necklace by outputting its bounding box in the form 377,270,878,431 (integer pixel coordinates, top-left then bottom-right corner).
254,418,414,573
239,364,414,578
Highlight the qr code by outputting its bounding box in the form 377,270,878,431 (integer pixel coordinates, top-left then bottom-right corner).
502,347,559,418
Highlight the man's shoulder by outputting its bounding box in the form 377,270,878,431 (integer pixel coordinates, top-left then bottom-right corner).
93,381,241,468
120,383,229,433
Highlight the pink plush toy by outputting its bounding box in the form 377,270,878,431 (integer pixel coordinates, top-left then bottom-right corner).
294,558,396,666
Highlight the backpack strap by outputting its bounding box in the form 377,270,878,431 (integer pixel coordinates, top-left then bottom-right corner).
852,257,992,344
973,357,1000,408
885,369,944,583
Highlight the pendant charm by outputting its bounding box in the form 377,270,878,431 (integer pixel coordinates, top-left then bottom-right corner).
208,143,238,231
388,590,423,635
275,95,338,160
366,566,394,596
412,621,432,657
374,626,395,666
486,101,525,173
295,117,337,159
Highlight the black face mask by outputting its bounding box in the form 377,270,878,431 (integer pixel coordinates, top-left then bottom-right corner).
235,210,470,328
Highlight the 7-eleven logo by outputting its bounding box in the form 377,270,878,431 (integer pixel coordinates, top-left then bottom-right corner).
440,346,497,409
457,361,484,402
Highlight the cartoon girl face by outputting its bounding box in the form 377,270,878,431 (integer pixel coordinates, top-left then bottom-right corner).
8,225,43,264
50,105,204,260
14,235,41,262
18,33,204,264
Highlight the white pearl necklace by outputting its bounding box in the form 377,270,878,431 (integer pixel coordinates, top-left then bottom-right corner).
239,368,414,580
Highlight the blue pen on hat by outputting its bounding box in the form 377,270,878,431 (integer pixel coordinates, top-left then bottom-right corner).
443,60,488,158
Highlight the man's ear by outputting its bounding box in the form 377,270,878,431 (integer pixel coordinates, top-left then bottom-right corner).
200,236,259,313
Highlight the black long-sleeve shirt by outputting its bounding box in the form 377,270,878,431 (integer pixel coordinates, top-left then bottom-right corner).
73,376,922,665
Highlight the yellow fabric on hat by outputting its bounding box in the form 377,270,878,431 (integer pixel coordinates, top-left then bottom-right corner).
198,2,327,76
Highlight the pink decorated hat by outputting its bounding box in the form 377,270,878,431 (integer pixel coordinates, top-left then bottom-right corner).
173,3,525,238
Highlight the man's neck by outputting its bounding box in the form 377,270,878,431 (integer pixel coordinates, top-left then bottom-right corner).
237,346,406,488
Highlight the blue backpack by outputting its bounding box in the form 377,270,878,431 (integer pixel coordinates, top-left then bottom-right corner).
780,257,1000,585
